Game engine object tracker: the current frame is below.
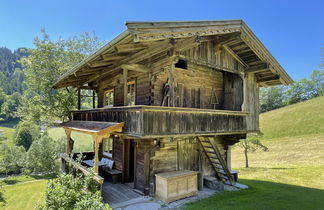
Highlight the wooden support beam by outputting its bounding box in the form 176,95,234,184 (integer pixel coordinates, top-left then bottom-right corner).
88,60,114,68
77,89,81,110
222,44,248,67
82,40,173,86
123,68,128,105
101,54,126,61
245,62,269,73
257,75,280,83
92,91,96,109
79,86,98,90
115,43,147,53
173,36,201,52
64,128,72,155
93,135,103,174
121,64,150,73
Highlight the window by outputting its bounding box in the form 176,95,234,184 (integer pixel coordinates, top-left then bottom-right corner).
127,80,136,106
102,138,113,158
104,89,114,107
175,59,187,69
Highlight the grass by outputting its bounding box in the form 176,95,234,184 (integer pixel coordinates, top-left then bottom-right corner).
0,127,15,142
48,127,93,152
260,96,324,140
187,97,324,209
2,180,47,210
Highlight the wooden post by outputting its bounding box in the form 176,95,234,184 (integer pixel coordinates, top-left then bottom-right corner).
77,89,81,110
123,68,128,105
64,129,72,155
93,135,103,174
241,73,247,112
226,145,232,170
92,90,96,109
168,64,175,107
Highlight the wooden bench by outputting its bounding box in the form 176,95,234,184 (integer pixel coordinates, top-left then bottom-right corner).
101,159,122,184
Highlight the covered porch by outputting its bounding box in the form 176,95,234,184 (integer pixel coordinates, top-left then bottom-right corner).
59,120,143,204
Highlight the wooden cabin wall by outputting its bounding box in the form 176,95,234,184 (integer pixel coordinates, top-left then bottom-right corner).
222,72,244,111
180,41,245,72
152,66,223,109
244,73,259,131
149,136,231,194
96,70,151,107
112,136,124,171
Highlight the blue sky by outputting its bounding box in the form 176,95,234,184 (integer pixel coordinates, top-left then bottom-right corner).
0,0,323,80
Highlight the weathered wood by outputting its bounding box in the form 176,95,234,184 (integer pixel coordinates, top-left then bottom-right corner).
72,106,247,137
155,170,198,203
60,153,104,184
123,68,128,105
121,64,149,73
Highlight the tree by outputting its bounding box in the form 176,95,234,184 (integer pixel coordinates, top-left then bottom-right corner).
19,30,102,123
0,143,26,175
39,173,110,210
0,92,21,121
26,134,63,174
13,121,40,150
259,86,286,113
236,133,268,168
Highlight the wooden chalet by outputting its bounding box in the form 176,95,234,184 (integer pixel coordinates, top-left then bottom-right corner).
53,20,293,202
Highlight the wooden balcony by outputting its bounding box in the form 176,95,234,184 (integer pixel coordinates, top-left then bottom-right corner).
72,106,248,138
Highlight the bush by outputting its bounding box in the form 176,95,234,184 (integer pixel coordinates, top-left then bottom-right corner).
39,173,110,210
0,144,26,175
13,121,40,150
25,134,63,174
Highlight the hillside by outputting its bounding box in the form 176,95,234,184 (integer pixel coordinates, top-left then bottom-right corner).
260,96,324,140
204,96,324,209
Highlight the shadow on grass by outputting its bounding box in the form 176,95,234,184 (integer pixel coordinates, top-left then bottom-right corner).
0,119,19,128
240,167,296,171
30,173,58,180
1,173,57,185
186,179,324,210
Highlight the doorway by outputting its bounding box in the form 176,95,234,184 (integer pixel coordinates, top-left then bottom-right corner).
124,139,135,183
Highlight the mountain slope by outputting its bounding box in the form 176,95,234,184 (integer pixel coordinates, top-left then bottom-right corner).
260,96,324,140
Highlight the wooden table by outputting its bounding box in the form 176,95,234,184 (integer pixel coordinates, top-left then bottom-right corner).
155,170,198,203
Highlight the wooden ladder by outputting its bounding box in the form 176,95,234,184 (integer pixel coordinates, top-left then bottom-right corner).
197,136,234,185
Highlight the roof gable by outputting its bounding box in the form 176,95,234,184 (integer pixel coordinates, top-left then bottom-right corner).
53,20,293,89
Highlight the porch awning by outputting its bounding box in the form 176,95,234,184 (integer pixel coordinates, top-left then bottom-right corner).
60,120,124,174
60,120,124,136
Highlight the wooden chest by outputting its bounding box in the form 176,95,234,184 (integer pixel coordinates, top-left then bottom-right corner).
155,170,198,203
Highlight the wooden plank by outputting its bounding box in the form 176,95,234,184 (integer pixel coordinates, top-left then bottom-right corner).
121,64,149,73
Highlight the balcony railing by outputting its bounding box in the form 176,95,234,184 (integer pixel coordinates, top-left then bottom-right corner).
72,106,248,138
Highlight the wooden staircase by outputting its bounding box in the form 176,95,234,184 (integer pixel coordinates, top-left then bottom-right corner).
197,136,234,185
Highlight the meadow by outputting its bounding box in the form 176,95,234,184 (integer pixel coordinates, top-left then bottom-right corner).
187,96,324,209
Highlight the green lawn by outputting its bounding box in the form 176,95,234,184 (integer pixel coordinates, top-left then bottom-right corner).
187,97,324,209
0,127,15,142
48,127,93,152
187,134,324,209
260,96,324,140
2,180,47,210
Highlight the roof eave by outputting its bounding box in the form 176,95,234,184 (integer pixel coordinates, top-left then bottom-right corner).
52,30,131,89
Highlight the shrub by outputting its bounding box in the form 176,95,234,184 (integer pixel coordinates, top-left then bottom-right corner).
39,173,110,210
0,144,26,175
13,121,40,150
25,134,63,174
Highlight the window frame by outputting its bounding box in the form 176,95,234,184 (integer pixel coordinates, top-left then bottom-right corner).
127,80,136,106
103,88,114,107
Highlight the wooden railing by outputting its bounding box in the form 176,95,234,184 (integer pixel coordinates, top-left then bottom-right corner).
72,106,248,138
